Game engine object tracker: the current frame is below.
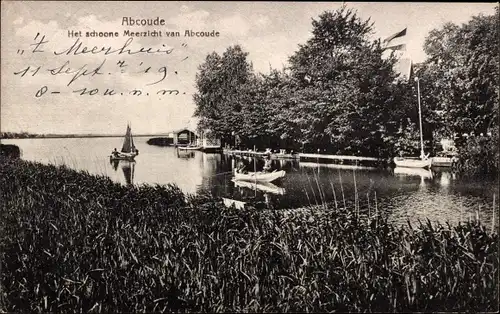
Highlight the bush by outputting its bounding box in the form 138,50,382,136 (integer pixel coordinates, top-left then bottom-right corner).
456,127,498,176
0,144,21,159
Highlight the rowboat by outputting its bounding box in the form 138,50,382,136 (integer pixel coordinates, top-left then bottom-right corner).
178,145,200,151
394,157,432,169
233,170,286,183
110,124,139,161
232,179,286,195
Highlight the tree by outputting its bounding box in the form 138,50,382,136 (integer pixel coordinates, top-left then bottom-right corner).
287,6,403,156
193,46,254,145
422,11,499,139
421,9,498,174
260,69,303,151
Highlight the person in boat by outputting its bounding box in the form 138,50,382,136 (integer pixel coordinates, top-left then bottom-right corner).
112,148,119,157
263,152,272,173
236,160,248,174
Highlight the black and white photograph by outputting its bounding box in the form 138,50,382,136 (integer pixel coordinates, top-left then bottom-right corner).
1,1,498,312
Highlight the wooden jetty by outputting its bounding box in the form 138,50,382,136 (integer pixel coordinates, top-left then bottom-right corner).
223,150,389,164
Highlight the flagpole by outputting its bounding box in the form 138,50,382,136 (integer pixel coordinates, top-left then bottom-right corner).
415,76,425,159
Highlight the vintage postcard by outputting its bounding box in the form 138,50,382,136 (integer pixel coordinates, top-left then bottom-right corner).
1,1,498,312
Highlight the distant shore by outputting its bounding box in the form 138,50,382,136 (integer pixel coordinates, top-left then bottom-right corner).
0,133,170,139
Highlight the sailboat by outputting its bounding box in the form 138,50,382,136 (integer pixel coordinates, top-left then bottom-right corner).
394,77,432,169
110,124,139,161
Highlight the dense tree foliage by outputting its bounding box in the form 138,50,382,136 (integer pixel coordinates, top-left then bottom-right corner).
285,7,416,157
194,7,411,157
193,6,498,172
421,11,498,139
419,9,499,173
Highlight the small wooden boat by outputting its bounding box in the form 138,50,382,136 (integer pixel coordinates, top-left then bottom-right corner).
178,145,200,151
110,124,139,161
394,157,432,169
232,179,286,195
234,170,286,183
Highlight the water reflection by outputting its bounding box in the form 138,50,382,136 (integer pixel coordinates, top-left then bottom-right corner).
393,167,434,190
439,170,452,187
393,167,433,179
232,179,286,195
121,162,135,185
110,159,135,185
176,149,195,159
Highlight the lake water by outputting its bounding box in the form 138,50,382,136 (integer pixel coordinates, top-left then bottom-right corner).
3,137,498,227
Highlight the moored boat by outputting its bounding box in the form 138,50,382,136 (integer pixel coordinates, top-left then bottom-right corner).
234,170,286,183
178,145,200,151
394,76,432,169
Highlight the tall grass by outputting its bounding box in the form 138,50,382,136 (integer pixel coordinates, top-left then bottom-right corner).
1,157,498,312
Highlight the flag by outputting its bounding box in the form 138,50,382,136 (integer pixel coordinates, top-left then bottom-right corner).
383,28,407,44
383,27,407,51
383,27,412,81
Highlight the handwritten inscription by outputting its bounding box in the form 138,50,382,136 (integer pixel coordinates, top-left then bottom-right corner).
13,33,189,98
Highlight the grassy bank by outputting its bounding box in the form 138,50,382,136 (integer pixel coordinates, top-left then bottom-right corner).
1,157,498,312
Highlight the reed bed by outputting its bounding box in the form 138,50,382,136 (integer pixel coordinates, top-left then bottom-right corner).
1,157,498,312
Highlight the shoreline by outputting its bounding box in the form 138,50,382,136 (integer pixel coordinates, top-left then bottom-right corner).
1,134,168,139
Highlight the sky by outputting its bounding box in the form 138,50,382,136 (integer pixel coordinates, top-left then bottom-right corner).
1,1,497,135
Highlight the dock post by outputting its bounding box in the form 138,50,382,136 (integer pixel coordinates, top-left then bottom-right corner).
492,194,496,233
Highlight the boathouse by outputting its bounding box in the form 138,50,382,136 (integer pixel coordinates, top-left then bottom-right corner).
171,128,198,146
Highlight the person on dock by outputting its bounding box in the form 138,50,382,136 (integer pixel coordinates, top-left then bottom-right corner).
263,152,272,173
